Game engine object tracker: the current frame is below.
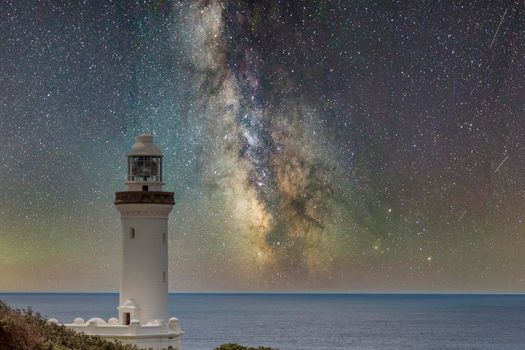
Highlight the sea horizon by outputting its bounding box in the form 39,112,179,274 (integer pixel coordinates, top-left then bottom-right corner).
3,290,525,295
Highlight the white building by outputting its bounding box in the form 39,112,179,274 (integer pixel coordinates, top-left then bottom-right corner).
62,133,184,350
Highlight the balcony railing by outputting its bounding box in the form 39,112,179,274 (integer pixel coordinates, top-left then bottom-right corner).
115,191,174,205
126,175,163,182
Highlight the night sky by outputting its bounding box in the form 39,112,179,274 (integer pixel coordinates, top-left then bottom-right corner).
1,1,524,292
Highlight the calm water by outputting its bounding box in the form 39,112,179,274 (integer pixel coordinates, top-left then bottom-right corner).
1,293,525,350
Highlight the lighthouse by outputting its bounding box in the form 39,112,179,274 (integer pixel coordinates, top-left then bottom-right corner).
116,133,173,325
64,133,183,350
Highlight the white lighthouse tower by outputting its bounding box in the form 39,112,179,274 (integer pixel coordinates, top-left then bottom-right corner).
64,133,183,350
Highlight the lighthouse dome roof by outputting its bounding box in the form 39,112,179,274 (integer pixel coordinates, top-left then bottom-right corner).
128,133,162,156
86,317,106,325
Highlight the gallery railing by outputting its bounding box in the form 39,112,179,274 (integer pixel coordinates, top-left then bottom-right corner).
115,191,174,205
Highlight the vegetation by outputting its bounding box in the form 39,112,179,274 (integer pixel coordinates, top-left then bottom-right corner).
0,300,137,350
214,344,276,350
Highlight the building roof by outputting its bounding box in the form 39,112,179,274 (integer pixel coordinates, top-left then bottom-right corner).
128,133,162,156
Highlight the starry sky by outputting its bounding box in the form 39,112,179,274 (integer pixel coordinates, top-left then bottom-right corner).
1,0,524,292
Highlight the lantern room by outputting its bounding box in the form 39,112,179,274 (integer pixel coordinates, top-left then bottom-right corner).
126,133,164,192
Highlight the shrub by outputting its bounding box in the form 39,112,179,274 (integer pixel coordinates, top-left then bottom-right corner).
0,301,138,350
214,344,277,350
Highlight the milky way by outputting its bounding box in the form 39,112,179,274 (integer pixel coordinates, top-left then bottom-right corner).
0,1,524,291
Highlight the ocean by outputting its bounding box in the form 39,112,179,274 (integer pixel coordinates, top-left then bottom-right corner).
1,293,525,349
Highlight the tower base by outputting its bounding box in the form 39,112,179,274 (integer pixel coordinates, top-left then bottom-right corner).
60,317,183,350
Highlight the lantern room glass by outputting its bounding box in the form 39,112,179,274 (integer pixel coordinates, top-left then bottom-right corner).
127,156,162,182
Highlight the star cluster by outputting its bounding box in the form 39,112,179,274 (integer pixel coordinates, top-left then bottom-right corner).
0,0,524,291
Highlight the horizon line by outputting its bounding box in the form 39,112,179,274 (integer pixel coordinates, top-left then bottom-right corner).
2,290,525,295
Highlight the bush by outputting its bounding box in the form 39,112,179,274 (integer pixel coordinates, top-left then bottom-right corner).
0,300,138,350
214,344,277,350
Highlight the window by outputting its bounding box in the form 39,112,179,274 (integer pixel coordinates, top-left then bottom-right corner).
142,185,148,191
163,233,166,245
128,156,163,182
124,312,130,325
130,228,135,239
163,271,167,283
